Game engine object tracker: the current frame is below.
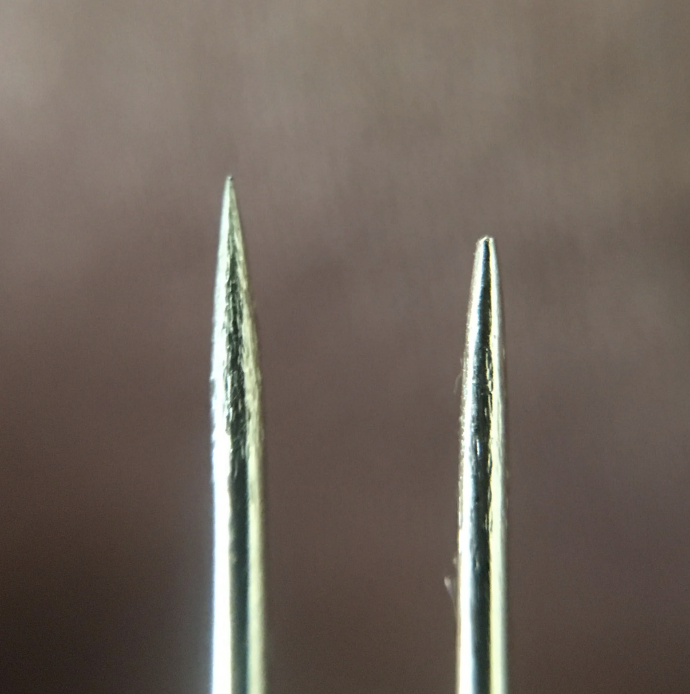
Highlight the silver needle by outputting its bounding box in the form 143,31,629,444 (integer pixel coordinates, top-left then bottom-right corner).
210,178,267,694
456,237,508,694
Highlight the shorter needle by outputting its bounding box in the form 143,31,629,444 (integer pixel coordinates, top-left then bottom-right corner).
210,178,267,694
456,238,508,694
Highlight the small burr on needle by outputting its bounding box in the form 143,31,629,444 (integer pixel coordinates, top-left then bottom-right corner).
456,238,508,694
210,178,267,694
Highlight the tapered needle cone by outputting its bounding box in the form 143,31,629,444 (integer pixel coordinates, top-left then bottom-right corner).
456,237,508,694
210,178,266,694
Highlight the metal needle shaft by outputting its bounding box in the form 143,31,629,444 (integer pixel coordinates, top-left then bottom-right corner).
210,178,266,694
456,238,508,694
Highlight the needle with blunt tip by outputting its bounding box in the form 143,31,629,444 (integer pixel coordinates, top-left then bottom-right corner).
210,178,267,694
456,238,508,694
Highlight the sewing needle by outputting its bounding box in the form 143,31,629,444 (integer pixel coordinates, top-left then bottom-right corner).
210,178,267,694
456,237,508,694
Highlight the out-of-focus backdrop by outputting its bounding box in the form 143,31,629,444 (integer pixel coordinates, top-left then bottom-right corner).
1,2,689,693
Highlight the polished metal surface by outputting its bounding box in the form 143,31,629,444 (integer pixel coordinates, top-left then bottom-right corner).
210,178,267,694
456,238,508,694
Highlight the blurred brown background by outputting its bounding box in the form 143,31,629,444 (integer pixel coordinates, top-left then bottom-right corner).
1,1,690,692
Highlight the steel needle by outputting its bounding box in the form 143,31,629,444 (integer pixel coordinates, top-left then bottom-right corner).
210,178,267,694
456,238,508,694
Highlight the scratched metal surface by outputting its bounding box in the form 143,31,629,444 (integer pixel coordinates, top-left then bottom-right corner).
1,2,690,693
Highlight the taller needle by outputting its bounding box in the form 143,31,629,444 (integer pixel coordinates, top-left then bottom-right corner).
210,178,267,694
